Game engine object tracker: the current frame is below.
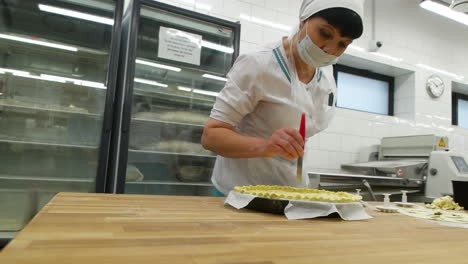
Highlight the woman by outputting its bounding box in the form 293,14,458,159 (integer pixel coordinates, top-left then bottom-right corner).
202,0,364,196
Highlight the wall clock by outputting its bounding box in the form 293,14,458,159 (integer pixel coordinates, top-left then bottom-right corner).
426,75,445,98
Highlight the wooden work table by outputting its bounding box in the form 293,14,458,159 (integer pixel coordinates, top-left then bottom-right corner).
1,192,468,264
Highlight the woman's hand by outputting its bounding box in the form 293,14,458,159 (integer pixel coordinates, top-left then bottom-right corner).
202,119,304,160
261,128,304,160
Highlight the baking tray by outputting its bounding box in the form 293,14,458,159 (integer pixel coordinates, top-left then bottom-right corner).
244,196,340,218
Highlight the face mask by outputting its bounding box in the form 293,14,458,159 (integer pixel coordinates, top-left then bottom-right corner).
296,21,339,67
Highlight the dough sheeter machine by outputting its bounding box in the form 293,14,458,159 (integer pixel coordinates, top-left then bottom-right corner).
304,135,468,202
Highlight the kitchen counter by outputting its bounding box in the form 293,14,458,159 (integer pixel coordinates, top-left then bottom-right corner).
1,192,468,264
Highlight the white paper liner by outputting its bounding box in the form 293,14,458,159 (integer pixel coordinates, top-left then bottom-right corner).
434,221,468,229
225,191,372,221
397,205,468,228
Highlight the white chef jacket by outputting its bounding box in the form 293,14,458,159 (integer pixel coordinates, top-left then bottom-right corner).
209,40,337,195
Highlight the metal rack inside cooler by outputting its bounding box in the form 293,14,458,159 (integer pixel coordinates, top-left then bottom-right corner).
123,1,240,196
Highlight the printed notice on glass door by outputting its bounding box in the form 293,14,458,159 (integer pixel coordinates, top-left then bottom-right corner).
158,26,202,66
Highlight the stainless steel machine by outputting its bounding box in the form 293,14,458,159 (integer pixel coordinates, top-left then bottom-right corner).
304,135,468,202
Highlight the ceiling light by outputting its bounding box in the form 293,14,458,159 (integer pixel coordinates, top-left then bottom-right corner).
8,71,105,88
178,86,218,97
177,86,193,92
40,74,80,83
38,4,114,25
416,63,464,80
370,52,404,62
239,14,292,31
193,89,219,97
40,74,106,88
13,72,66,83
0,67,30,75
134,78,168,88
80,81,107,89
136,59,181,72
201,40,234,54
202,73,228,82
0,33,78,52
420,0,468,27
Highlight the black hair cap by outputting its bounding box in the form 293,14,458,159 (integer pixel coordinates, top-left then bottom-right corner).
310,7,363,39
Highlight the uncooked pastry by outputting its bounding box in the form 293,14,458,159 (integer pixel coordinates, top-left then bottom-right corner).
425,196,464,211
394,202,415,208
376,206,399,213
399,206,468,224
234,185,362,203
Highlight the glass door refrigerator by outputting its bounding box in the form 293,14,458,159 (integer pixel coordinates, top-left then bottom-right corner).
0,0,119,234
111,1,240,196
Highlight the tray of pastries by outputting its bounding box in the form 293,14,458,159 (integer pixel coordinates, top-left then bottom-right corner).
232,185,362,215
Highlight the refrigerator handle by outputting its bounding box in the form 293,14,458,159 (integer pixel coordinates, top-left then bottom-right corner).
105,0,140,194
95,0,124,193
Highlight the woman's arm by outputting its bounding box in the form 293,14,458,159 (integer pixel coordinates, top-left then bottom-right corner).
201,118,304,160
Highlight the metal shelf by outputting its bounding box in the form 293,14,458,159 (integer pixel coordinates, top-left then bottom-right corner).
126,180,213,187
0,35,108,57
0,70,109,91
132,118,205,128
129,149,216,158
0,102,101,118
0,175,93,183
0,139,98,150
133,88,216,104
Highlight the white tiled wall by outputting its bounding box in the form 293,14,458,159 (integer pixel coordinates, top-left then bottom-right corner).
154,0,468,172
